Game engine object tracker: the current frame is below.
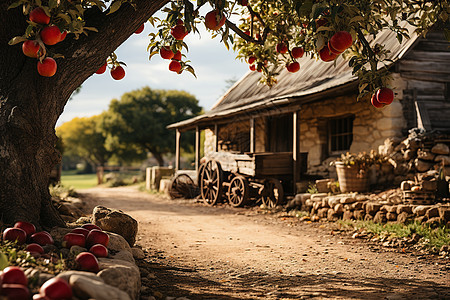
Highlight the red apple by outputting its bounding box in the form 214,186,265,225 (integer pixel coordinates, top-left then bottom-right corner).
95,61,107,74
30,231,54,246
22,40,40,58
244,30,250,36
33,294,51,300
169,59,182,73
249,64,256,71
173,50,182,61
205,10,226,31
371,94,385,108
14,221,36,237
376,87,394,105
39,277,72,300
291,47,304,59
86,229,109,248
276,42,288,54
89,244,108,258
135,23,145,34
110,66,125,80
247,56,256,64
1,266,27,286
286,61,300,73
40,26,61,46
63,233,86,248
1,284,30,300
81,224,102,231
59,31,67,42
327,41,343,55
26,243,45,255
37,57,57,77
160,46,174,60
170,24,188,40
70,227,90,238
319,45,337,62
2,227,27,244
29,7,50,25
329,31,353,52
75,252,99,273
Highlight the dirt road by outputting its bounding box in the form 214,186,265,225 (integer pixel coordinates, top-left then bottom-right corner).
78,186,449,300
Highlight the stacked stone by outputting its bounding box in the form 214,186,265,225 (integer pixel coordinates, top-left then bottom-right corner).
294,192,450,227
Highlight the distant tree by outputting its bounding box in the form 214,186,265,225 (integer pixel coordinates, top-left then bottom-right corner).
56,115,112,170
100,87,202,166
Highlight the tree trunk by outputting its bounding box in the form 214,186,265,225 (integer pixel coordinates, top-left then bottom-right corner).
0,0,168,227
151,151,165,167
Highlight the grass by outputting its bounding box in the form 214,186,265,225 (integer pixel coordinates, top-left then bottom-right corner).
60,170,97,190
338,219,450,250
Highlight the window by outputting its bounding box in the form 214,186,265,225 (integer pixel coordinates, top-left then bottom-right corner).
328,115,354,153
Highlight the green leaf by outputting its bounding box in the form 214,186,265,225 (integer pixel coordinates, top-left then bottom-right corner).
8,36,27,45
49,0,58,10
84,27,98,32
7,1,23,10
0,252,8,271
107,1,122,15
57,13,71,23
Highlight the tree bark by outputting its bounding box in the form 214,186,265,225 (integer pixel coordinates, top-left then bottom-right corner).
151,151,165,167
0,0,169,227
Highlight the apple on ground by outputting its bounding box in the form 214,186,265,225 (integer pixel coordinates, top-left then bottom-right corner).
1,266,28,286
89,244,108,258
14,221,36,237
81,224,102,231
376,87,394,105
63,233,86,248
1,284,30,300
29,7,50,25
30,231,54,246
169,60,182,73
22,40,40,58
110,66,125,80
25,243,45,255
204,10,226,31
40,26,61,46
75,252,100,273
2,227,27,245
86,229,109,248
39,277,72,300
37,57,57,77
70,227,90,237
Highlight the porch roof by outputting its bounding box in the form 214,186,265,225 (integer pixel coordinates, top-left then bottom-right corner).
168,22,419,131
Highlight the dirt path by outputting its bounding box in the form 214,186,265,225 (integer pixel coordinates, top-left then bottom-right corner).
78,186,449,300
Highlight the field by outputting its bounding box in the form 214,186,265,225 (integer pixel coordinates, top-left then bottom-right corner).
60,170,97,190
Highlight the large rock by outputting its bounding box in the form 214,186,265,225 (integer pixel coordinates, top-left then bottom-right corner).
417,149,435,161
70,274,131,300
57,271,104,284
431,143,449,155
415,159,433,172
366,203,382,216
439,207,450,222
435,155,450,166
107,232,132,254
93,206,138,246
98,258,141,300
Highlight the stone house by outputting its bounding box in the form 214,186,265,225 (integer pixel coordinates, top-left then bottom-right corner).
168,23,450,193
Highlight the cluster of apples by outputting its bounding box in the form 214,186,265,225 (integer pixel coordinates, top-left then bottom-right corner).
160,46,184,74
94,23,145,80
3,221,53,250
63,223,109,273
274,43,305,73
21,7,67,77
318,31,353,62
371,87,395,108
1,266,72,300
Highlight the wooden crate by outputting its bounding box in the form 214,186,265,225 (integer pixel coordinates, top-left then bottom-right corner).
402,190,435,205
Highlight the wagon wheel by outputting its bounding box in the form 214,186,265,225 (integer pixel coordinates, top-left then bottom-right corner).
168,174,198,199
200,160,223,206
227,175,249,207
261,178,284,208
197,163,205,186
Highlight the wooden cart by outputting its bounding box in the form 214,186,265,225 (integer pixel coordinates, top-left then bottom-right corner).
199,151,292,208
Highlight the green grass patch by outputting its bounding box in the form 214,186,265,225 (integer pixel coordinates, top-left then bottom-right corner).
60,171,97,190
338,219,450,250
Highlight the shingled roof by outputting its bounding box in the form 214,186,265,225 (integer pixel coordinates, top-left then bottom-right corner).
169,22,419,131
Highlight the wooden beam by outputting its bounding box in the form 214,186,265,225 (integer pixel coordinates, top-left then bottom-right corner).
175,129,181,171
292,110,300,194
214,124,218,152
250,118,255,153
195,126,201,172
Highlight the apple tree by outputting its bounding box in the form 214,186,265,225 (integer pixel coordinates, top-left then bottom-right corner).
0,0,448,228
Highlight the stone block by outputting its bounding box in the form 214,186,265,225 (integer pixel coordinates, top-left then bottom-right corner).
431,143,449,155
413,205,430,216
438,207,450,222
334,203,344,214
327,209,339,221
311,193,328,201
387,212,397,221
397,212,411,224
435,155,450,165
373,211,387,223
417,149,435,161
415,159,433,172
98,258,141,300
342,210,354,221
315,179,333,193
93,206,138,247
396,205,413,215
364,214,374,221
366,202,382,215
340,196,356,204
426,207,439,219
70,274,131,300
353,210,365,220
317,208,329,219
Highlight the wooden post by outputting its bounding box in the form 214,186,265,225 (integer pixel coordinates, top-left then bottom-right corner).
195,126,201,172
292,111,300,194
214,124,218,152
175,129,181,171
250,118,255,153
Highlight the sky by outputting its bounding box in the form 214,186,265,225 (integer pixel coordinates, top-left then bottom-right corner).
57,18,249,126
